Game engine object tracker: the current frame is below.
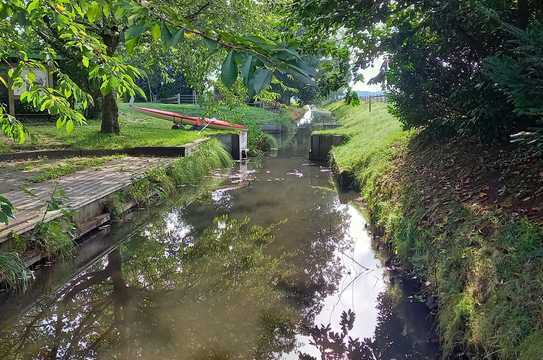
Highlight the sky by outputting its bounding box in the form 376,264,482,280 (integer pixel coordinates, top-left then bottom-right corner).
351,57,384,92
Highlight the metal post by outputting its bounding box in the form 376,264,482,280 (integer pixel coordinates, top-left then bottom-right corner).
369,96,372,112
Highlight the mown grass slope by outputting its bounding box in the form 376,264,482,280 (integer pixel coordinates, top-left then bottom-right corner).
326,100,543,360
321,102,412,194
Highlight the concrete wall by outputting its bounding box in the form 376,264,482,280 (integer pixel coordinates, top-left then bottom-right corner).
211,133,247,160
309,134,345,163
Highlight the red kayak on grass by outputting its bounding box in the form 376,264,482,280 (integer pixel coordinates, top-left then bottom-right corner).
135,107,247,131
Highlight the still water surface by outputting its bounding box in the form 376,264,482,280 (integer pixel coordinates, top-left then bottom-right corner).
0,113,439,359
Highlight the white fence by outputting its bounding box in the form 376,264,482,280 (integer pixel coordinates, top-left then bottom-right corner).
157,93,199,104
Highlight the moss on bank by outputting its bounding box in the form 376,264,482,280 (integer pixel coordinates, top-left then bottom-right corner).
325,101,543,359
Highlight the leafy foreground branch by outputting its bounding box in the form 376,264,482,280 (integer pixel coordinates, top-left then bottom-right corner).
327,102,543,360
0,139,232,290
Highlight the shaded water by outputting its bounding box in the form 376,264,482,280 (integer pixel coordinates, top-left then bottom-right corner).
0,109,440,359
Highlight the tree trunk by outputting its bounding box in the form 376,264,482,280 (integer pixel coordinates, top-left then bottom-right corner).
100,27,120,134
518,0,530,29
101,91,120,134
7,87,15,116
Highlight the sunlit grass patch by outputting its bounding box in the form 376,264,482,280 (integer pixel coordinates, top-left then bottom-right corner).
320,102,411,173
0,105,226,152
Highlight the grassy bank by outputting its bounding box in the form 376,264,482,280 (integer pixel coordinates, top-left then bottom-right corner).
0,103,295,155
132,103,298,154
0,139,232,289
325,101,543,359
0,105,223,153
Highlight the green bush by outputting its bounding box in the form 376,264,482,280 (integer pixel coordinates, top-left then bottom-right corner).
33,217,76,259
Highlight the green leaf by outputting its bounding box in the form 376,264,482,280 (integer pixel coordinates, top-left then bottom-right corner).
204,38,219,53
87,2,101,23
125,23,146,41
274,48,301,62
0,195,14,224
65,120,75,134
27,0,39,13
150,23,161,41
125,37,138,52
40,99,51,112
102,3,110,17
100,79,112,96
169,29,184,47
113,6,125,20
82,55,89,68
17,126,26,144
249,68,272,96
26,71,36,82
240,55,255,84
160,24,184,47
221,52,238,88
136,86,146,99
160,23,172,44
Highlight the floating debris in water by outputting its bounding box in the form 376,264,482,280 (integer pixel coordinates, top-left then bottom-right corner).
286,169,304,177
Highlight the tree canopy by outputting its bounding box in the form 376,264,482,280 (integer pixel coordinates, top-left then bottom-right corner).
292,0,543,141
0,0,314,139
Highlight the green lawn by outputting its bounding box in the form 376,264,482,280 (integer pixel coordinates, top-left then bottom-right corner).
0,103,295,153
0,104,226,153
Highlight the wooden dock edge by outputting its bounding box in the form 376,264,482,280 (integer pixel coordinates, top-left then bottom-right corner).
0,138,211,269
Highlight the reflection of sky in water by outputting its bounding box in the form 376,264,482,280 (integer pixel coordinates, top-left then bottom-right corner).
290,205,386,359
165,212,192,240
211,189,232,209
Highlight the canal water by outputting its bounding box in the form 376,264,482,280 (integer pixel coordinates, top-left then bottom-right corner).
0,109,440,359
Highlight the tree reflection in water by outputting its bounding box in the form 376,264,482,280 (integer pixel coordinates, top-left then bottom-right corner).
299,285,439,360
0,211,349,360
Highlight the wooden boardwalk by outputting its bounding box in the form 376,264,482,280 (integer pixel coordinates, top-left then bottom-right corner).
0,156,174,242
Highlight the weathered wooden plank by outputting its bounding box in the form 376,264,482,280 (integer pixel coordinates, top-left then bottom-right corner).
0,156,175,242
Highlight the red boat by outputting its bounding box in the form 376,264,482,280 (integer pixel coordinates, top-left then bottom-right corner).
135,107,247,131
